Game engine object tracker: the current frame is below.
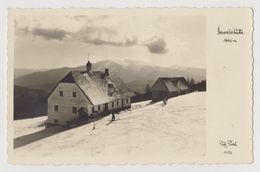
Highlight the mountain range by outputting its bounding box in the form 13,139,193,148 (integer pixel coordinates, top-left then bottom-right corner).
14,59,206,93
14,68,51,79
13,59,206,120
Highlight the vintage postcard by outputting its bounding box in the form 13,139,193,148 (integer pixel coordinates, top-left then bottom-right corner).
7,8,253,164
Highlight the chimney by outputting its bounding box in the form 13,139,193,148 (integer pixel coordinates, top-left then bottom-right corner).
105,69,109,75
86,61,92,72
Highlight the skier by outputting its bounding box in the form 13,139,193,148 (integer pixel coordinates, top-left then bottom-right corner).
163,96,167,105
163,100,166,105
112,112,115,121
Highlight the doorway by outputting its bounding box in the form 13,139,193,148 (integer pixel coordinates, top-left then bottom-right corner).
78,107,88,120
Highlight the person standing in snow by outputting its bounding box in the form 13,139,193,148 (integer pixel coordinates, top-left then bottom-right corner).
112,112,115,121
163,96,167,105
163,99,166,105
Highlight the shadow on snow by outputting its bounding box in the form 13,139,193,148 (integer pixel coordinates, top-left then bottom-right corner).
14,101,156,149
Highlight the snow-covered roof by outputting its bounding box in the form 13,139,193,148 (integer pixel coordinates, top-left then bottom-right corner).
151,77,190,92
59,71,135,105
163,79,178,92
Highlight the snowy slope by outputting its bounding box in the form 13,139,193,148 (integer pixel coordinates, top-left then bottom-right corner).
14,92,206,163
14,116,47,138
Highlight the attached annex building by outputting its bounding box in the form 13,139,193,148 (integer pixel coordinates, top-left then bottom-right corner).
150,77,191,102
47,61,135,126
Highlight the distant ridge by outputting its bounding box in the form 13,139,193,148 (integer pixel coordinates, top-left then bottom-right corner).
14,59,206,93
14,68,51,79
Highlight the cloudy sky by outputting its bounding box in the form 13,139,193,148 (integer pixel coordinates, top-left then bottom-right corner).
14,15,206,69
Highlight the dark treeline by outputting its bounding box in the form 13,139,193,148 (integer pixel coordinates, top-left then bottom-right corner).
187,77,206,92
131,84,152,103
14,85,49,120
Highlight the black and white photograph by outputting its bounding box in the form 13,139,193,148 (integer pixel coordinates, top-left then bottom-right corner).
7,8,252,164
12,13,206,159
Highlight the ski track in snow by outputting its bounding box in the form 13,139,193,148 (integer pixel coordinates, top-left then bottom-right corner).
13,92,206,159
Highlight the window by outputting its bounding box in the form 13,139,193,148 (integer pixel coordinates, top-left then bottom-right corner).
54,105,58,111
112,102,114,108
126,99,129,103
92,107,94,112
54,119,58,123
60,91,63,96
72,107,77,113
117,101,119,106
98,105,100,111
73,92,76,97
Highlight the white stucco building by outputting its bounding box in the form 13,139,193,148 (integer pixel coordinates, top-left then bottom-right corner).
47,61,135,126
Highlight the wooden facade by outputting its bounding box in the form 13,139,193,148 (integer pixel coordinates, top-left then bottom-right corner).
151,77,190,102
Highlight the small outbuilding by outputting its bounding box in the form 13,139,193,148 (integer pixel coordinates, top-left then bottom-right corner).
150,77,191,102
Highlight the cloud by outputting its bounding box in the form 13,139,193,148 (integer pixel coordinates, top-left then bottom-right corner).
31,28,68,41
21,26,29,33
20,26,69,41
18,17,138,47
86,37,137,46
143,36,167,54
74,26,137,47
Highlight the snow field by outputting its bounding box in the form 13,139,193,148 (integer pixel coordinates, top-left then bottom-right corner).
14,92,206,162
